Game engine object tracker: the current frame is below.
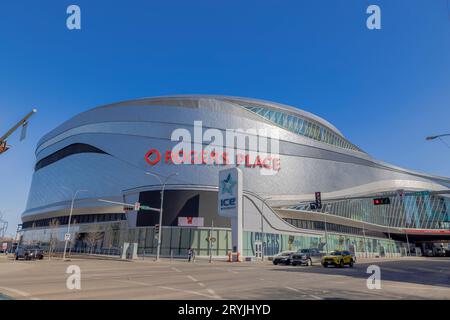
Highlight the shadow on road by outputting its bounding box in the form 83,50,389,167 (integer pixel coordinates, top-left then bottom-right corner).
269,259,450,289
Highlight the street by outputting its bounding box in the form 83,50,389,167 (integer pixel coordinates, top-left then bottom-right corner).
0,255,449,300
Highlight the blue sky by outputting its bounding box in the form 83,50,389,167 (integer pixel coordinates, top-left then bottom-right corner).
0,1,449,236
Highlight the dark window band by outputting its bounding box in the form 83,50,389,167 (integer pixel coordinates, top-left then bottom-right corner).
22,213,126,229
35,143,108,171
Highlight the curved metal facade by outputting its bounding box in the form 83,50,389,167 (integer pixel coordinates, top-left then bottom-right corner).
23,95,450,235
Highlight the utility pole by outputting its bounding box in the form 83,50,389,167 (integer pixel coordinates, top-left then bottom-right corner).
260,200,265,261
209,220,214,263
62,188,88,261
323,212,329,254
362,220,368,258
146,172,178,261
405,230,411,256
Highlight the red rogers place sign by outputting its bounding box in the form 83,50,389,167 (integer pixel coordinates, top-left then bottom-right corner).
145,148,281,171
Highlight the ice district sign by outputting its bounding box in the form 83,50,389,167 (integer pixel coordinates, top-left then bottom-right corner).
218,168,242,218
218,167,243,254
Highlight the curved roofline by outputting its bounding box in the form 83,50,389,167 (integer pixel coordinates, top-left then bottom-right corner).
37,95,347,150
33,94,450,185
91,94,346,137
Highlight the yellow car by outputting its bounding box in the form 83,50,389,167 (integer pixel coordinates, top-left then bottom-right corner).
321,250,355,268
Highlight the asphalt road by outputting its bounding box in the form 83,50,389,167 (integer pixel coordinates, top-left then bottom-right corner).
0,255,449,300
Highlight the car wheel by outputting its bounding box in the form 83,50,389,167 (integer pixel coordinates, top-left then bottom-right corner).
273,262,278,265
322,263,327,268
339,259,344,268
349,259,354,268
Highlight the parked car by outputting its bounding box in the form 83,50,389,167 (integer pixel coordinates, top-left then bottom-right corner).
291,248,323,266
14,246,31,260
27,246,44,260
272,251,295,265
14,245,44,260
321,250,355,268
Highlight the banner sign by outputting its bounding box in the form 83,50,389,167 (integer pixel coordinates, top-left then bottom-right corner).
178,217,204,227
218,168,243,218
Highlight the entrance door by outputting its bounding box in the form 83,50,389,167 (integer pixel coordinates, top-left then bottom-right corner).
255,241,262,259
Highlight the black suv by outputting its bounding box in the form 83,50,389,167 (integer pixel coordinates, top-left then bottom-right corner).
291,248,323,266
15,246,44,260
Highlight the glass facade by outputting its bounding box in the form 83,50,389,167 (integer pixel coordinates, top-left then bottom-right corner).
21,223,406,258
287,191,450,229
243,231,404,257
241,105,364,152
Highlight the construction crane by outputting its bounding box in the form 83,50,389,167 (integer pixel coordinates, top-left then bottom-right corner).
0,109,37,155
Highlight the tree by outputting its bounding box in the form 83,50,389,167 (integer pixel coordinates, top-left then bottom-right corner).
84,230,103,254
48,219,60,259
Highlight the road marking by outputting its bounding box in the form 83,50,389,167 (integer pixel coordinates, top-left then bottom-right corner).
0,286,31,298
171,267,182,273
309,294,322,300
114,279,149,286
227,268,239,274
198,282,205,287
285,286,299,292
187,275,198,282
158,286,220,299
206,288,222,299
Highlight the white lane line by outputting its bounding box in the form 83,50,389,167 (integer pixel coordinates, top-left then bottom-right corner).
206,288,222,299
114,279,149,286
198,282,205,287
171,267,182,273
309,294,322,300
158,286,219,299
187,275,198,282
285,286,299,292
0,286,36,299
227,269,239,274
115,279,219,299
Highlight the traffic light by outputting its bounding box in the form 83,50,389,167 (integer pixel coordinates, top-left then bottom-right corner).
315,192,322,209
155,224,160,234
373,197,390,205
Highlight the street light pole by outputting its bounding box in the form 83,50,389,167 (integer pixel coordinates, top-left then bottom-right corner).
62,188,88,261
426,133,450,140
362,220,368,258
146,172,178,261
259,197,271,261
323,212,329,254
426,134,450,148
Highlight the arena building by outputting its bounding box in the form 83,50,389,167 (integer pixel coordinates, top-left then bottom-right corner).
20,95,450,258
